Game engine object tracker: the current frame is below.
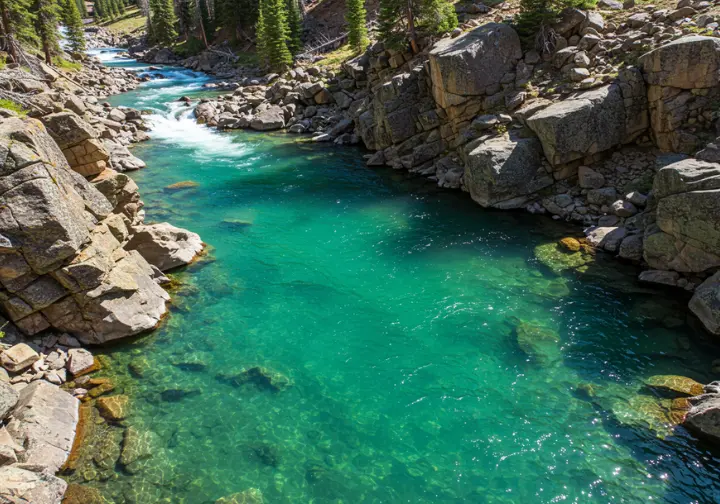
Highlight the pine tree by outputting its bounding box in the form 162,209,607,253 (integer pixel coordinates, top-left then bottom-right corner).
256,0,291,71
93,0,102,18
378,0,456,51
61,0,85,52
255,0,267,66
75,0,87,16
117,0,125,14
198,0,212,42
110,0,120,17
150,0,177,45
285,0,302,56
345,0,367,54
177,0,194,39
0,0,37,62
514,0,587,48
35,0,60,64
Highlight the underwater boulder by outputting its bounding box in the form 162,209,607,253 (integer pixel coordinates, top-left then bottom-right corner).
216,365,292,392
215,488,264,504
644,375,704,397
514,320,562,364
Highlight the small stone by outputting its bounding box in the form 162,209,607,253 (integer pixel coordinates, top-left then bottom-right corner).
611,199,638,217
570,67,591,82
626,191,647,207
66,348,95,376
578,166,605,189
1,344,39,373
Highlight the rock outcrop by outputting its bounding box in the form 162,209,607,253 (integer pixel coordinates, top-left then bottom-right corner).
684,381,720,442
0,116,175,343
125,223,204,272
42,111,110,176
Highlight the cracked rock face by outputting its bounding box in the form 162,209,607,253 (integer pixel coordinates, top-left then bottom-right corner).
0,117,171,343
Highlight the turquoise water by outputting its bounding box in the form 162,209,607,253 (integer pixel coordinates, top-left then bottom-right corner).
83,52,720,504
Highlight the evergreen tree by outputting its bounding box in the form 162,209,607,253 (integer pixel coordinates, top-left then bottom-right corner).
345,0,367,53
35,0,60,64
92,0,102,18
61,0,85,52
198,0,212,42
117,0,125,14
75,0,87,16
378,0,456,51
150,0,177,44
110,0,119,17
177,0,194,39
0,0,37,62
256,0,291,71
255,0,266,65
285,0,301,56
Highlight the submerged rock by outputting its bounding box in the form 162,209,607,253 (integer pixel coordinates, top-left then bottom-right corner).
215,488,264,504
96,394,130,421
62,483,106,504
120,426,154,468
513,320,561,364
534,240,594,275
644,375,704,397
165,180,199,190
216,365,292,392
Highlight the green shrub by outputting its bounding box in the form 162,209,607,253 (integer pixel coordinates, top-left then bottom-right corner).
514,0,597,50
0,99,28,116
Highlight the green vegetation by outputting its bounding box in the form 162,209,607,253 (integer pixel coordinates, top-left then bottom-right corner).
315,44,354,70
256,0,293,71
346,0,369,53
53,56,82,70
35,0,62,63
378,0,457,50
60,0,86,53
0,99,28,116
149,0,178,45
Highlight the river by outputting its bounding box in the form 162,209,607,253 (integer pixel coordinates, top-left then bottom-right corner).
77,48,720,504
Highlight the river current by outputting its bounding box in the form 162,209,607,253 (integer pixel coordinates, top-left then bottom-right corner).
79,49,720,503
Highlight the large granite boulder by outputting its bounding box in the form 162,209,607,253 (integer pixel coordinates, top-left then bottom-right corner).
42,112,110,176
125,222,204,272
640,36,720,89
428,23,522,110
640,37,720,152
250,105,285,131
684,381,720,442
644,158,720,273
689,272,720,335
6,381,78,473
526,84,625,166
0,466,67,504
104,139,146,172
89,168,143,223
0,118,172,343
463,134,550,208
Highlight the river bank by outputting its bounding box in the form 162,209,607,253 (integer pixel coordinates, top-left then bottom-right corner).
38,50,720,503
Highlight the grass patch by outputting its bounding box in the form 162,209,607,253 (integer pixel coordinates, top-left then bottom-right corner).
173,37,206,58
53,57,82,71
0,54,5,70
313,44,356,70
0,99,28,116
96,7,146,36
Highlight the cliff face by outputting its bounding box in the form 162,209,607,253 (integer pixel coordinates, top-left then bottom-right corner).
0,117,170,344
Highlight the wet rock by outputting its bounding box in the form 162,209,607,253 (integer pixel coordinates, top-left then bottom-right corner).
125,222,204,272
534,242,594,275
120,426,153,467
165,180,199,190
514,320,561,364
62,483,105,504
159,387,201,402
216,366,292,392
215,488,264,504
95,394,130,421
644,375,704,397
1,344,40,373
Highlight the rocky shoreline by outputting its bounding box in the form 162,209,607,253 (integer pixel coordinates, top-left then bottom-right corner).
0,54,204,501
127,0,720,446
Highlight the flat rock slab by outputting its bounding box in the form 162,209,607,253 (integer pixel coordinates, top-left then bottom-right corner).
66,348,95,376
6,381,79,473
0,381,19,420
0,465,67,504
1,344,40,373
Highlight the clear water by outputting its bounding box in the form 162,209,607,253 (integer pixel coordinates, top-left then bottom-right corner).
80,51,720,504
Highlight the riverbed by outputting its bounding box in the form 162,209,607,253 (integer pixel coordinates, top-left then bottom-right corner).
79,49,720,504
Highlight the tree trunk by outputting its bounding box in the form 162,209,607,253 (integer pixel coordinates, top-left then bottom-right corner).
406,0,418,54
198,4,209,48
0,0,18,63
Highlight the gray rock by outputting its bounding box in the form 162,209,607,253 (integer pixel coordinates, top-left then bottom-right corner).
585,226,627,252
684,383,720,441
618,233,643,261
690,272,720,334
0,381,19,420
66,348,94,376
578,166,605,189
640,36,720,89
611,199,638,217
125,222,204,272
250,105,285,131
463,134,549,209
428,23,522,109
587,187,618,205
526,85,628,166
